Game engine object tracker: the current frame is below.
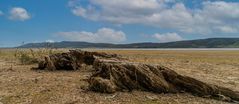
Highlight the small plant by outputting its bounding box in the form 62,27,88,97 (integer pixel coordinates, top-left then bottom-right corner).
18,52,38,65
14,49,39,65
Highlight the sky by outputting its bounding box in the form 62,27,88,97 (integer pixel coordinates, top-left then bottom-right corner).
0,0,239,47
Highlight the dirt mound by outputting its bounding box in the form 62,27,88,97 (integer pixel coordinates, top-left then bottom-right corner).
34,50,239,102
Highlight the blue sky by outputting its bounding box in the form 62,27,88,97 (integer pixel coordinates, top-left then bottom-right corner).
0,0,239,47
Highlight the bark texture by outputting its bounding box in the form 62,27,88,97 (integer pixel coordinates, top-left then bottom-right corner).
36,50,122,71
35,50,239,102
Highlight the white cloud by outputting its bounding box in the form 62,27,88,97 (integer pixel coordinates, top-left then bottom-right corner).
57,28,126,43
0,10,3,16
45,40,55,43
163,0,176,3
70,0,166,24
70,0,239,35
188,1,239,34
153,32,183,43
9,7,31,21
215,26,238,33
72,7,87,17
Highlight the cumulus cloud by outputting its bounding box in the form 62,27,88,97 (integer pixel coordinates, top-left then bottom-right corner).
9,7,31,21
153,33,183,43
69,0,239,34
70,0,166,24
57,28,126,43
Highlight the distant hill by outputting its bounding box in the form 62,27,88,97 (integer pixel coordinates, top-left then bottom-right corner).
18,38,239,48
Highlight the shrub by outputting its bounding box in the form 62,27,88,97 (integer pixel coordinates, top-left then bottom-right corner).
14,48,62,65
18,53,38,64
14,49,39,65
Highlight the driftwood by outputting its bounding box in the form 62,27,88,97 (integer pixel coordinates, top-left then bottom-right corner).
90,59,239,102
36,50,122,71
35,50,239,102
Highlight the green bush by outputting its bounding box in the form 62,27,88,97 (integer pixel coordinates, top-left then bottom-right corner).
14,49,39,65
13,48,63,65
18,53,39,64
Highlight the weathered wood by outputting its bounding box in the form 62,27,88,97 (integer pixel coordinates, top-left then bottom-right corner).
89,59,239,102
35,50,122,71
34,50,239,102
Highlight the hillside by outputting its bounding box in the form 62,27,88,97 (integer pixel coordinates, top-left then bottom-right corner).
18,38,239,48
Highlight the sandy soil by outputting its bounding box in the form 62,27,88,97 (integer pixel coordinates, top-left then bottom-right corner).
0,49,238,104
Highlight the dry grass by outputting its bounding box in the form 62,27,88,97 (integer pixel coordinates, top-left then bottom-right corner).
0,49,238,104
0,48,66,64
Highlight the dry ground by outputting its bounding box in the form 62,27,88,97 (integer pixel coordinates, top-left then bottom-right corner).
0,49,238,104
